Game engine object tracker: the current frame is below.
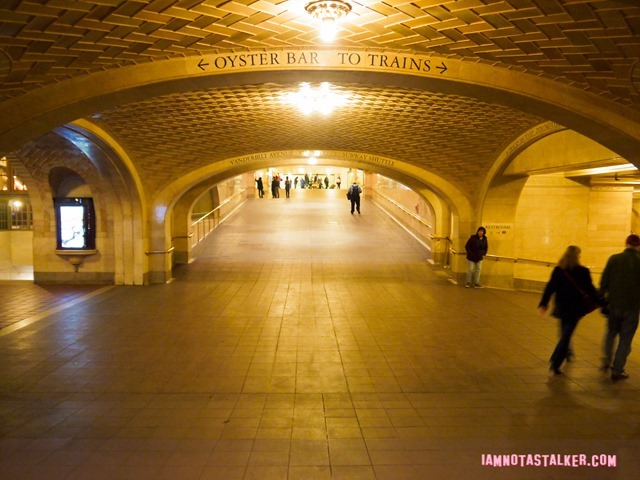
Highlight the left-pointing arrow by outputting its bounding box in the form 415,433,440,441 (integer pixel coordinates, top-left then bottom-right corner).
198,59,209,71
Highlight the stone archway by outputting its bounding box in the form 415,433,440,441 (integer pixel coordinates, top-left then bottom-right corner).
51,123,148,285
148,149,472,283
480,124,634,289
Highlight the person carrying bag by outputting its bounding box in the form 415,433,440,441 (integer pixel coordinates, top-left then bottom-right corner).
347,182,362,215
538,245,599,375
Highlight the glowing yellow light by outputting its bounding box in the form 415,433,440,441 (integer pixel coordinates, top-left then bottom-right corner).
305,0,352,42
282,83,349,115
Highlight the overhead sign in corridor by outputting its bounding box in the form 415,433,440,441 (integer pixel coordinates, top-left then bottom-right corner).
195,49,449,77
227,150,396,168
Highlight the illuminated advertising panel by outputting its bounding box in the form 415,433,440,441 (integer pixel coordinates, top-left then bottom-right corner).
54,198,96,250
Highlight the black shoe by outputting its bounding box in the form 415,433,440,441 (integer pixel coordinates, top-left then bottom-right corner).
611,371,629,381
550,365,563,375
600,363,611,372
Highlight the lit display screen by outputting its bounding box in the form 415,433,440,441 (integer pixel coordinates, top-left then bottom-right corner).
59,205,86,248
54,198,95,250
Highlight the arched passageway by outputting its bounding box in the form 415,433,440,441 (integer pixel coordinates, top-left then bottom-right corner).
1,49,638,285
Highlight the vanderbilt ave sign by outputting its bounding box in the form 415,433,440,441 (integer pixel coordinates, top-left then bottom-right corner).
227,150,395,168
194,49,449,77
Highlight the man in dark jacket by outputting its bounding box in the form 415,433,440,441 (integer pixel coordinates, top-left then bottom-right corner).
600,234,640,380
465,226,488,288
255,177,264,198
348,182,362,215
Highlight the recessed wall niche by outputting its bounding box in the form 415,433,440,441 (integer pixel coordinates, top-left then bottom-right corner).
49,167,97,271
49,167,92,198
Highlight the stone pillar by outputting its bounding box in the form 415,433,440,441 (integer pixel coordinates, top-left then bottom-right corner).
172,199,192,265
450,214,469,285
147,207,174,284
586,185,633,284
479,177,528,289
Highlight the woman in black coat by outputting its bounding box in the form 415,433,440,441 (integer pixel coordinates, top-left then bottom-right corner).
465,226,488,288
538,245,599,375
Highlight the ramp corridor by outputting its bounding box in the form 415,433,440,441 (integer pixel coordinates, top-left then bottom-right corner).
0,191,637,480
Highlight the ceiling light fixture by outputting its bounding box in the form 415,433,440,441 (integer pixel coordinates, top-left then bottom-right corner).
282,83,349,115
565,163,638,177
305,0,352,41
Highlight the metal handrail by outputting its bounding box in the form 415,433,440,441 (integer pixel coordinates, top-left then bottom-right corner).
190,189,247,228
450,248,601,271
145,246,175,255
371,189,432,229
484,253,555,267
450,248,554,266
190,188,247,247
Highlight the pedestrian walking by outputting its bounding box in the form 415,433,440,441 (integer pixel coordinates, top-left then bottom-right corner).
348,181,362,214
538,245,599,375
600,234,640,380
285,176,291,198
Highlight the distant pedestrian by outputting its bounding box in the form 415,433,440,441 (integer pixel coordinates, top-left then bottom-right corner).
294,177,299,189
255,177,264,198
538,245,599,375
600,234,640,380
324,176,329,189
336,176,341,189
348,182,362,214
464,227,488,288
271,177,279,198
285,176,291,198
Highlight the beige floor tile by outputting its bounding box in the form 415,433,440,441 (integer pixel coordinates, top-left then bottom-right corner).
331,465,377,480
289,449,330,466
199,465,245,480
243,465,288,480
288,465,332,480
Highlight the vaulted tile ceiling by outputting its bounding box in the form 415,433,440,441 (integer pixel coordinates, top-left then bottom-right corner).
1,0,639,195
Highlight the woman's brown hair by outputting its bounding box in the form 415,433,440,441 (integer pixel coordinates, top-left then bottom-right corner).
558,245,581,270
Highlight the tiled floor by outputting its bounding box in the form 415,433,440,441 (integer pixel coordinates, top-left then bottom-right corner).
0,283,105,331
0,189,638,480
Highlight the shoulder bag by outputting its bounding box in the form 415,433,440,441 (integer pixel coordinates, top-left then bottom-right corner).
562,269,598,315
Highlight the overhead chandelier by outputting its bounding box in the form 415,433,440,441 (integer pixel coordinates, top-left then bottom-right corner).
282,82,349,115
305,0,352,41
